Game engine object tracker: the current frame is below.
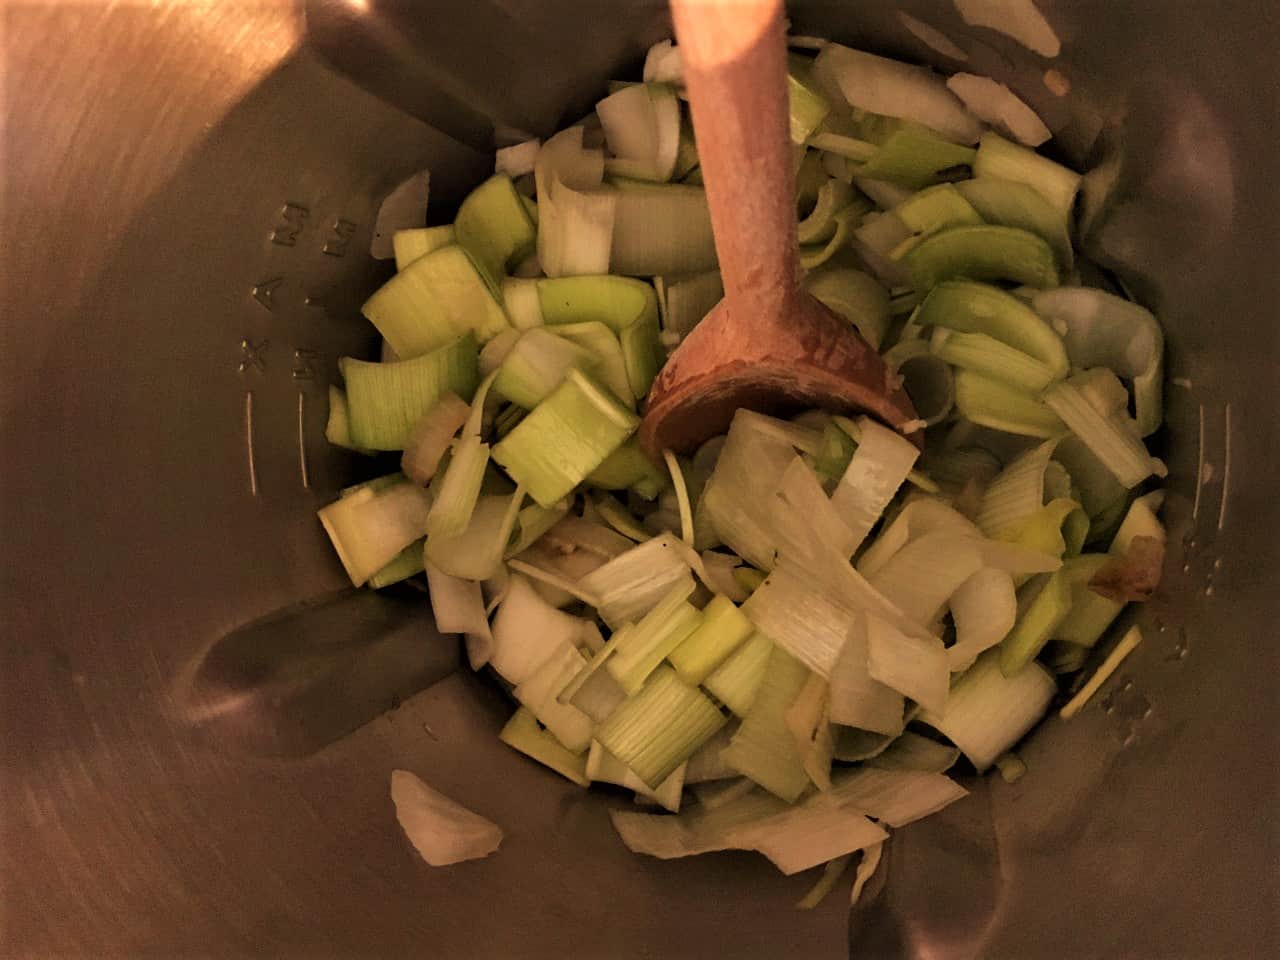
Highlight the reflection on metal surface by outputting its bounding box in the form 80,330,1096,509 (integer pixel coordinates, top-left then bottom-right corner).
245,390,259,496
296,390,311,489
1218,402,1232,532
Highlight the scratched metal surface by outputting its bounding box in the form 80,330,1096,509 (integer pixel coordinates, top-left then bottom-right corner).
2,0,1278,957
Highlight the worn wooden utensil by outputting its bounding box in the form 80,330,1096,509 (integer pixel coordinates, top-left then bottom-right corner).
639,0,918,455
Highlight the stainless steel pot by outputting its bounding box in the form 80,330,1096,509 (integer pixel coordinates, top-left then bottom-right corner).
3,1,1277,956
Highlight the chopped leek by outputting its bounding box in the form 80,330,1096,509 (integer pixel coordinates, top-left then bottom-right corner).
976,439,1060,537
577,532,692,629
325,386,371,454
1000,570,1073,675
802,265,891,349
893,183,983,237
454,173,536,295
549,321,633,405
829,766,968,828
587,741,687,812
866,532,984,628
948,567,1017,671
341,334,480,451
501,277,544,330
933,330,1058,393
868,732,961,773
425,562,492,668
669,594,755,685
655,269,723,339
907,228,1059,296
535,126,615,278
956,177,1072,270
1033,287,1164,437
605,577,701,694
499,708,590,786
919,649,1055,772
390,769,502,867
721,646,812,802
830,415,920,550
787,58,832,144
512,641,594,753
798,201,866,270
703,631,773,718
609,182,717,276
596,664,727,788
797,178,855,245
492,369,639,507
597,83,681,182
495,139,540,178
865,614,949,713
1043,377,1166,488
489,574,592,685
812,44,983,144
493,327,596,410
400,391,470,485
362,245,509,360
392,224,455,272
587,439,669,498
954,369,1066,438
424,491,523,582
1059,625,1143,719
318,480,432,587
828,617,905,735
946,74,1050,148
973,133,1081,224
916,281,1064,378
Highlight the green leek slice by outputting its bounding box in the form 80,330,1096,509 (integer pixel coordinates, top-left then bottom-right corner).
361,245,509,360
392,225,455,272
454,174,536,295
905,225,1059,294
492,369,639,508
340,333,480,451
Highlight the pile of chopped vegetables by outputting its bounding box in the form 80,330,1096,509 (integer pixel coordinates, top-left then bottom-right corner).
324,34,1166,907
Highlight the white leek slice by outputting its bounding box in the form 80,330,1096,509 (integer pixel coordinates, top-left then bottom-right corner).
946,74,1050,147
390,769,502,867
812,44,982,144
868,731,961,773
493,327,596,410
424,492,523,582
608,788,791,861
866,532,984,628
702,411,801,570
796,855,854,910
830,415,920,551
771,456,858,568
490,574,592,686
495,138,541,178
684,724,739,784
425,563,493,671
785,672,835,791
721,646,812,802
919,648,1054,772
1043,377,1165,488
947,567,1017,672
535,126,615,278
577,532,692,629
854,176,915,210
501,277,544,330
499,708,589,787
318,481,432,587
513,643,594,754
743,563,858,679
865,614,950,714
828,617,905,735
829,766,968,827
727,793,887,876
598,83,681,183
1033,287,1165,437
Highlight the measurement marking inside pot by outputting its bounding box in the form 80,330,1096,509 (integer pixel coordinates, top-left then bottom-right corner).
245,391,259,496
297,391,310,490
1191,403,1206,522
1217,402,1232,532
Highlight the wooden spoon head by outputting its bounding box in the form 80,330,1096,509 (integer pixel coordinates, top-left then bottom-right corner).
639,291,919,456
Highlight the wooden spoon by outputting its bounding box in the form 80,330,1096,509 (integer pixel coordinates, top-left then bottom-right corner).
639,0,917,455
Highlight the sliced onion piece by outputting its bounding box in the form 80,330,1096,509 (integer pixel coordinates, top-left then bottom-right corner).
390,769,502,867
946,73,1050,148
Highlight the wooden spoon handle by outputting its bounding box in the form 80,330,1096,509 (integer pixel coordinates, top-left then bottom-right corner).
670,0,799,319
